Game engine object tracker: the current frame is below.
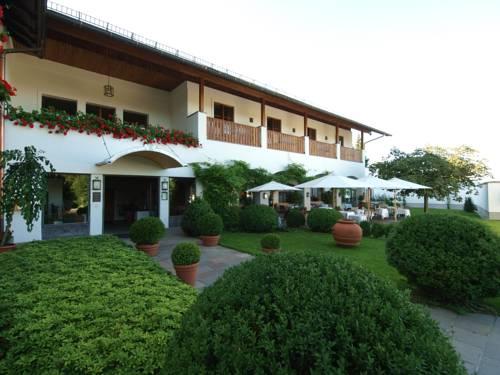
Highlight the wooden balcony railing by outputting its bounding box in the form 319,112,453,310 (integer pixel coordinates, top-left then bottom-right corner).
267,130,305,154
340,146,363,163
309,139,337,158
207,117,261,147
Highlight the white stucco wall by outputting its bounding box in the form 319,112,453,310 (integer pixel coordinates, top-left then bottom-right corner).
7,54,171,127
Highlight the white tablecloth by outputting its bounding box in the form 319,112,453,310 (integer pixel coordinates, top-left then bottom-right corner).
376,208,389,219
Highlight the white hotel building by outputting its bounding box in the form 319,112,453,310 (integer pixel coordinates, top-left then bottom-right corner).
3,1,389,242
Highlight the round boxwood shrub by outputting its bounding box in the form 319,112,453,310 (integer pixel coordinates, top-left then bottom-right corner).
384,222,397,237
181,198,214,237
307,208,342,232
371,222,385,238
240,205,278,233
387,214,500,303
261,233,280,250
220,205,240,232
171,242,201,266
198,213,223,236
286,208,305,228
359,220,372,237
165,253,465,374
129,216,165,244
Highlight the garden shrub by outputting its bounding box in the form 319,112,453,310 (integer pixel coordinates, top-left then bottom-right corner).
386,214,500,303
371,222,385,238
307,208,342,232
286,208,305,228
171,242,201,265
359,220,372,237
463,197,477,213
181,198,214,237
261,233,280,250
165,253,465,374
198,213,223,236
239,205,278,233
219,205,240,232
129,216,165,244
0,236,196,374
384,222,397,237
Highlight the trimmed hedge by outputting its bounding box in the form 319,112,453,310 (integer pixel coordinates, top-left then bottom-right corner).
359,221,372,237
371,222,386,238
261,233,280,250
129,216,165,244
286,208,305,228
0,236,196,373
171,242,201,265
220,205,240,232
387,214,500,303
181,198,214,237
165,253,465,374
307,208,342,232
240,205,278,233
198,213,223,236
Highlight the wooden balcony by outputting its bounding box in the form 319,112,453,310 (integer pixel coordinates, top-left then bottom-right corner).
309,139,337,158
340,146,363,163
267,130,305,154
207,117,261,147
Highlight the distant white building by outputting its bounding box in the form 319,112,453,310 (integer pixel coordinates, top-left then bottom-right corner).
474,181,500,220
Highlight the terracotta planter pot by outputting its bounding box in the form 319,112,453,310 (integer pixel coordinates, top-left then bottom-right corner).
174,262,199,286
200,235,220,247
332,220,362,247
136,242,160,256
262,247,279,254
0,244,16,253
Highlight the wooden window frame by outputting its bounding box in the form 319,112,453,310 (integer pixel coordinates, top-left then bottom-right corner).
41,95,77,115
86,103,116,119
339,135,345,146
307,128,317,140
123,110,149,127
213,102,235,122
267,116,282,132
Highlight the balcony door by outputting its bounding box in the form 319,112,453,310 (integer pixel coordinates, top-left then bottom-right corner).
307,128,317,140
267,117,281,132
214,102,234,122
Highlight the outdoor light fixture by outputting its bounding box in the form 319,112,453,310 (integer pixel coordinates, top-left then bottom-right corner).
306,192,310,198
161,180,168,190
263,193,269,199
161,192,168,200
104,80,114,97
92,177,101,190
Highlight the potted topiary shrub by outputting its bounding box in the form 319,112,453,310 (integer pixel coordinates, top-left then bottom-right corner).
181,198,214,237
171,242,201,286
129,216,165,256
261,233,280,254
198,212,223,246
0,146,54,252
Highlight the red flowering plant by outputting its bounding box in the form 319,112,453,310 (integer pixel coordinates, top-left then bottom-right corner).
0,79,16,103
4,105,199,147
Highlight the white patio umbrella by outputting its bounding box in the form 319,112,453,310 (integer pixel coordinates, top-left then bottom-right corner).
247,181,300,192
247,180,299,207
387,177,430,190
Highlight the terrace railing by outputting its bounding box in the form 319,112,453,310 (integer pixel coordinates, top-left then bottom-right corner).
340,146,363,163
207,117,261,147
309,139,337,158
267,130,305,154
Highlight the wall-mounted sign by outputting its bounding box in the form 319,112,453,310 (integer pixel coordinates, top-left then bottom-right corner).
92,192,101,202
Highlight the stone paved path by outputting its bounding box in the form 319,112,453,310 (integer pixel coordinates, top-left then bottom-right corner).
152,227,253,289
127,229,500,372
427,307,500,374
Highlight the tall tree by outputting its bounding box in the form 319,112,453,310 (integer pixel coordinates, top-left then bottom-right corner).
370,146,489,201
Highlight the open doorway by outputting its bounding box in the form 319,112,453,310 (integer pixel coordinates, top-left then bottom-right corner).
104,175,159,235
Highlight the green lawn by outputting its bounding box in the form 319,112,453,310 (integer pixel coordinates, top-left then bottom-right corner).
221,209,500,314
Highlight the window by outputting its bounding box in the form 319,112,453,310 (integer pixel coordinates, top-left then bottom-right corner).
42,96,77,115
123,110,148,127
214,102,234,122
86,103,116,119
339,136,345,146
267,117,282,132
307,128,317,140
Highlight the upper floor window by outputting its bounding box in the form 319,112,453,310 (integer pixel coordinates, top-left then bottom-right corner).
307,128,317,140
86,103,116,119
42,95,77,115
214,102,234,122
338,135,345,146
267,117,281,132
123,110,148,127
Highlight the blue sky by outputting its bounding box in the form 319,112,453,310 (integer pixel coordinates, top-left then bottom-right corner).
57,0,500,178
